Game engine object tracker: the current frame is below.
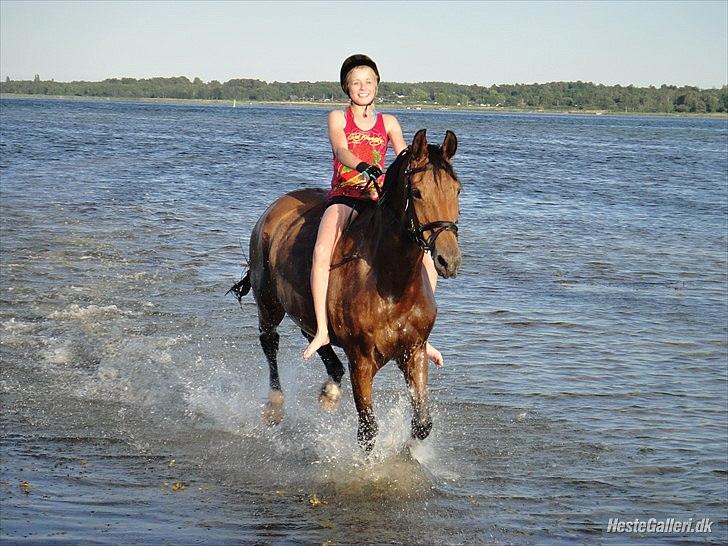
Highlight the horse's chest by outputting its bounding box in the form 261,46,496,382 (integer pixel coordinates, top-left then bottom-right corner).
379,311,430,345
331,284,436,354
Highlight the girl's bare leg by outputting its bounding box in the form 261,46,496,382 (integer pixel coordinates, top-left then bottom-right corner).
423,253,444,367
303,204,355,360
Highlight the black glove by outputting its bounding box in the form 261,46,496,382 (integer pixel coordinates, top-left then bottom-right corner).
355,162,383,182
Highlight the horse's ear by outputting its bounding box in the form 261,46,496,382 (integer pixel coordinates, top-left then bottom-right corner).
442,130,457,160
411,129,428,162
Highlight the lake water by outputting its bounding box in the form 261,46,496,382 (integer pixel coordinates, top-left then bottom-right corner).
1,97,726,545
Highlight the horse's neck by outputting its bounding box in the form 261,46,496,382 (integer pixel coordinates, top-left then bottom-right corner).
368,208,425,295
334,161,426,296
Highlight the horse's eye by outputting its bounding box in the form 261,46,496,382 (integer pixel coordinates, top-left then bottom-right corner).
412,188,422,199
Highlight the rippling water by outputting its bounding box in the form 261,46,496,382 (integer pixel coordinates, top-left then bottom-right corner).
1,97,726,544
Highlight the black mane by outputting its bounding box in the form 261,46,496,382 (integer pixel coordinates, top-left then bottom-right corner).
380,147,410,202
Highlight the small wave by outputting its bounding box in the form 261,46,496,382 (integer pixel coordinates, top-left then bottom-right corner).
0,318,37,347
40,340,76,365
635,465,688,476
48,304,124,320
2,318,36,333
505,321,536,328
660,339,699,348
503,319,584,330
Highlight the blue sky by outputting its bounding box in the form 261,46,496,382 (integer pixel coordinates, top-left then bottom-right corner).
1,0,726,88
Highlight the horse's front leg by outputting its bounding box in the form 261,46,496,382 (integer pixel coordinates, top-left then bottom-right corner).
399,346,432,441
350,359,378,452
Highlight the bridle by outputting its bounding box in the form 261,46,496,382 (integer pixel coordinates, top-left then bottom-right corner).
400,154,459,253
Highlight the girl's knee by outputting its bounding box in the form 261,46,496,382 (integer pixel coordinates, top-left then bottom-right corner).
423,252,435,268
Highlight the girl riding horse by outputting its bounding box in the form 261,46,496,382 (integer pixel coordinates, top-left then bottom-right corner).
303,54,443,367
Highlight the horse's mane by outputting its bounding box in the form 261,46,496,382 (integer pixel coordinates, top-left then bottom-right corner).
380,144,456,207
379,148,410,205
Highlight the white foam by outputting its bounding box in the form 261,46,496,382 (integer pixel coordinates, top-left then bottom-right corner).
0,318,36,347
2,318,35,333
40,339,75,365
49,304,123,320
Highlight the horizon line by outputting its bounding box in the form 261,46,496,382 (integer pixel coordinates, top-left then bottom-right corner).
4,74,726,91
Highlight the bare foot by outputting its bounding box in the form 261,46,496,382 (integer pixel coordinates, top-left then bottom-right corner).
426,341,444,368
303,331,330,360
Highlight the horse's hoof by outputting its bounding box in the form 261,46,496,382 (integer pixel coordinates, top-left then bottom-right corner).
411,417,432,441
357,413,378,453
319,380,341,412
262,390,284,426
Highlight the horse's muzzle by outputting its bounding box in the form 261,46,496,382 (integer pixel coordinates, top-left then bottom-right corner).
433,237,461,278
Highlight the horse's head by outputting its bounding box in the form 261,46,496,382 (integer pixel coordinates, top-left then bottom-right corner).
383,129,462,278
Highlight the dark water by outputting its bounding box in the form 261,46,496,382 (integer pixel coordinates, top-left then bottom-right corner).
1,97,726,545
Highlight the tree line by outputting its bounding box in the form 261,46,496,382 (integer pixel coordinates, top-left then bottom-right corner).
2,75,727,114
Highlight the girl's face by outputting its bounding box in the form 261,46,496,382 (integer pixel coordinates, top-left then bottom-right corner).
346,66,378,105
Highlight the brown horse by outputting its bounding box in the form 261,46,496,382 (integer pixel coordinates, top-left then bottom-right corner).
230,129,462,451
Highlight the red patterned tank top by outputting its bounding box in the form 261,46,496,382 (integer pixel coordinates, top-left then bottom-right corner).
329,108,388,202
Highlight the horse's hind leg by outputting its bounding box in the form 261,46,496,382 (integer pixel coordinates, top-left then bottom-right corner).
301,330,345,412
259,302,286,426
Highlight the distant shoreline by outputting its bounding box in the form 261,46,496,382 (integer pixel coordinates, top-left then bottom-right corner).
2,93,726,119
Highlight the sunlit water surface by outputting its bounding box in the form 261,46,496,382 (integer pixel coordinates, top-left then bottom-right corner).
1,98,726,544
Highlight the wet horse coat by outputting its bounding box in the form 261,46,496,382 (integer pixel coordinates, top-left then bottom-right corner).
235,129,462,451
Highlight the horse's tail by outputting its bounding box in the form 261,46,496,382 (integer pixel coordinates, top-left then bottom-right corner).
226,270,251,304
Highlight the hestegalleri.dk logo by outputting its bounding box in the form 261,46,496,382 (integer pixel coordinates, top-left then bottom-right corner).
606,518,713,534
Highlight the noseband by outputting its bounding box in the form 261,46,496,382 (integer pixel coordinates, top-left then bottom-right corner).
402,160,459,253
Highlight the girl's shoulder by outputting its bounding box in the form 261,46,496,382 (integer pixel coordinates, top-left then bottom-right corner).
382,112,402,131
328,109,347,128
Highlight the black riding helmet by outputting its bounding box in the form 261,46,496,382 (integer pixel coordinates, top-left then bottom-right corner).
340,54,380,96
